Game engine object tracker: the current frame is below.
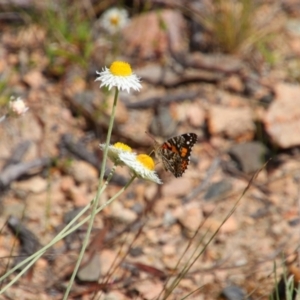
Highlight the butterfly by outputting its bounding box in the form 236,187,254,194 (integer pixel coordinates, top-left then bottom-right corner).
149,133,197,178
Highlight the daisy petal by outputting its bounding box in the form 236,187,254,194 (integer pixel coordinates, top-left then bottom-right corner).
100,142,133,165
95,61,142,94
119,152,162,184
100,7,129,34
8,97,29,117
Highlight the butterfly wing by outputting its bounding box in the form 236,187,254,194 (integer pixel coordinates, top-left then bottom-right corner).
158,133,197,178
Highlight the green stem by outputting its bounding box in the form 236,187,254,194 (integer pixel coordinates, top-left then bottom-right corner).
63,88,119,299
62,175,135,239
0,166,117,293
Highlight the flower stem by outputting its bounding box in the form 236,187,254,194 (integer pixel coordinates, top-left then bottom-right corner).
63,88,120,299
0,166,117,294
61,175,135,239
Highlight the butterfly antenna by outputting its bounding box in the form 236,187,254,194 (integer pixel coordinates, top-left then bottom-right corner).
145,131,157,156
145,131,156,142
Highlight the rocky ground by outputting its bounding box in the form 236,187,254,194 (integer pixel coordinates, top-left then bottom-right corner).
1,0,300,299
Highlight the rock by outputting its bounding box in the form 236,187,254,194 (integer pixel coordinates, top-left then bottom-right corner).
264,83,300,148
130,202,144,214
244,73,274,102
152,196,181,217
100,249,121,275
204,180,233,202
286,19,300,36
162,244,176,256
60,176,90,206
222,75,244,93
12,176,47,194
220,215,238,234
69,160,98,184
110,201,137,223
163,210,177,227
2,203,25,219
135,64,165,85
220,285,249,300
288,218,300,227
63,207,85,224
7,216,41,269
133,279,164,299
186,52,244,73
144,184,158,201
162,177,193,198
227,142,267,174
285,19,300,56
72,90,95,112
175,202,203,232
103,291,127,300
60,176,74,192
129,247,143,257
23,70,46,89
208,105,255,141
77,253,101,282
68,186,89,206
283,0,300,17
149,105,177,137
123,9,188,59
186,103,206,127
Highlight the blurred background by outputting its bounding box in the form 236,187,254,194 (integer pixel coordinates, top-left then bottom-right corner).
0,0,300,299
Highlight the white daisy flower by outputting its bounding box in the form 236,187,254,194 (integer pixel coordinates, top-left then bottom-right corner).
100,7,129,34
95,61,142,93
100,142,133,165
8,97,29,117
119,152,163,184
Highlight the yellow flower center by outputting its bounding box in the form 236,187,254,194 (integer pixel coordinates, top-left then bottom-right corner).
137,154,155,170
114,142,132,152
110,15,120,26
110,61,132,76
